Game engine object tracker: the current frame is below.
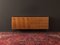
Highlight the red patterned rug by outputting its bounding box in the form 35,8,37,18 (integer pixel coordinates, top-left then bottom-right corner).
0,32,60,45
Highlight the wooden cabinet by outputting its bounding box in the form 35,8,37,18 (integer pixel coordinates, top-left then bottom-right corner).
11,17,49,29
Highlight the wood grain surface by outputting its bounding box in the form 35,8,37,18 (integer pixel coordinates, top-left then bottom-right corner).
11,17,49,29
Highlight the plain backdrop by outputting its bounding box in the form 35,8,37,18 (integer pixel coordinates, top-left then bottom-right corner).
0,0,60,31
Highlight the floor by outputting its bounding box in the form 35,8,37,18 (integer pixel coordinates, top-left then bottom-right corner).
0,32,60,45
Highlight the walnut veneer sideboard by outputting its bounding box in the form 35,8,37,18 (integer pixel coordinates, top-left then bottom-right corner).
11,16,49,30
